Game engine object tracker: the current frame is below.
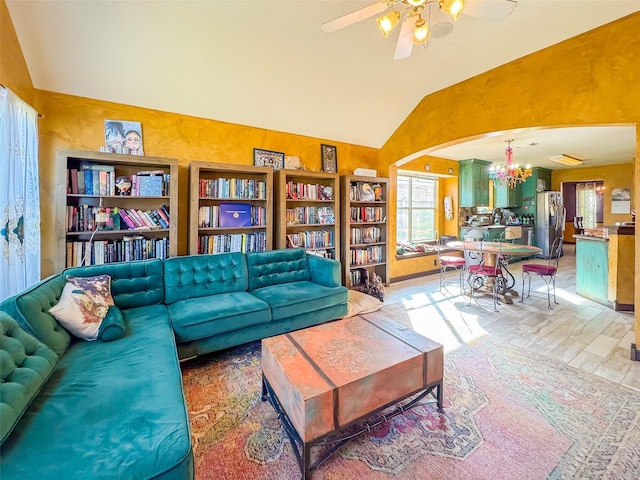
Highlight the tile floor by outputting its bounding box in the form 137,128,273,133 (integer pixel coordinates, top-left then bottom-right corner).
384,243,640,391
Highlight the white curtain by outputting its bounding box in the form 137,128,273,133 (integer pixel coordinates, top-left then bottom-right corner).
576,182,596,229
0,87,40,301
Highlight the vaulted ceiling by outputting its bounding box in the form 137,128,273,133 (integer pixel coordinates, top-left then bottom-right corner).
7,0,640,166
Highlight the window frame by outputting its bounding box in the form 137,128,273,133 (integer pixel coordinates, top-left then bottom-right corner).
396,171,438,244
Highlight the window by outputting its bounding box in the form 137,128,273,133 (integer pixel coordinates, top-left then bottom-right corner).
576,182,597,228
397,173,437,243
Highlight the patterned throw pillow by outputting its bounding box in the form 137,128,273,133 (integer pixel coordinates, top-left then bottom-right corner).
48,275,115,341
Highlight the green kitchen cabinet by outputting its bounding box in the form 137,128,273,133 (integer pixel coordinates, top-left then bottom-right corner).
494,181,522,208
459,159,492,207
521,167,552,200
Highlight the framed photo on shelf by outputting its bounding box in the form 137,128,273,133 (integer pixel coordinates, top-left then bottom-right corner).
320,144,337,173
104,120,144,155
253,148,285,170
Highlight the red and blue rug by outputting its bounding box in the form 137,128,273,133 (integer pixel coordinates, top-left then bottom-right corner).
182,318,640,479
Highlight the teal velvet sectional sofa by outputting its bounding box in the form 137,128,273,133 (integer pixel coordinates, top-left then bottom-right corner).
0,248,348,479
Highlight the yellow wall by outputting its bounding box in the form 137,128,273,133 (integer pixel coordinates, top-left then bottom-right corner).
552,163,634,239
389,155,459,280
33,91,379,276
379,12,640,351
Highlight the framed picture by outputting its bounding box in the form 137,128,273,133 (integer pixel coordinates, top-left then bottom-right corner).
321,144,337,173
253,148,285,170
104,120,144,155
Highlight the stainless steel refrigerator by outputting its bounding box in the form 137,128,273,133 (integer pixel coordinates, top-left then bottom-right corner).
535,191,565,258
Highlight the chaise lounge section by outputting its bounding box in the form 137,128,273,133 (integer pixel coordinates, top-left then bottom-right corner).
0,248,347,479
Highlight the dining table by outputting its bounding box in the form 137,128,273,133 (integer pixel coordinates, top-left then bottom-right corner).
446,240,543,304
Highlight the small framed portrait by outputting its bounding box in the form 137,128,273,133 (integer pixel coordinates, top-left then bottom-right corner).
321,144,337,173
253,148,285,170
105,120,144,155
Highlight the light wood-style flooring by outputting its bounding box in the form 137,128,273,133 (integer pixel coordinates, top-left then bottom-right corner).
384,243,640,391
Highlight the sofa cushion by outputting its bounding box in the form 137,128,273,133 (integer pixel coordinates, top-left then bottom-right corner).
0,304,194,480
0,312,58,445
250,280,349,321
169,291,271,343
48,275,115,341
63,259,164,310
163,253,248,304
247,248,310,291
98,306,126,342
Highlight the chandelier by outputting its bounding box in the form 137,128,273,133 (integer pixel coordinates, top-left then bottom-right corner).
489,139,532,188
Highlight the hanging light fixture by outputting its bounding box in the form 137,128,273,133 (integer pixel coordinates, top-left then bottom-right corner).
376,10,401,37
489,139,533,188
376,0,464,43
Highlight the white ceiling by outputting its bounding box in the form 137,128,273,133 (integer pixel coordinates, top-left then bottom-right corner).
7,0,640,166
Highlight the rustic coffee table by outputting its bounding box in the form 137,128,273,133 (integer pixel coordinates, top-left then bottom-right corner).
261,312,444,479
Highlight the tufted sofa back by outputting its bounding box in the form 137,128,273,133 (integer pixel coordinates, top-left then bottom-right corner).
0,312,58,444
63,259,164,310
247,248,310,291
163,253,248,304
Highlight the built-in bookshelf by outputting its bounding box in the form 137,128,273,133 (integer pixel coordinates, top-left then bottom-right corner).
188,161,273,255
274,169,340,261
55,149,178,271
340,175,389,288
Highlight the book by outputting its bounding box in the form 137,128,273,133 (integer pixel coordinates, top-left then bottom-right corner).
138,175,163,196
219,203,251,228
357,182,375,202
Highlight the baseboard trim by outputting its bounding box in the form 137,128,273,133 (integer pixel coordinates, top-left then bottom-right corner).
631,343,639,362
613,301,634,312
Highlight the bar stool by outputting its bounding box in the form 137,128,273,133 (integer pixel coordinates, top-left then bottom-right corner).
438,236,465,292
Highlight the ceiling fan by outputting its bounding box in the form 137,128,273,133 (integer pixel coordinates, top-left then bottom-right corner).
321,0,518,60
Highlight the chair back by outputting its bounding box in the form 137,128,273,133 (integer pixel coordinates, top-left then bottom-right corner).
463,229,484,265
549,236,563,269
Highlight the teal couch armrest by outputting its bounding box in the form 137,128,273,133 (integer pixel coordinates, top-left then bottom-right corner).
307,254,343,287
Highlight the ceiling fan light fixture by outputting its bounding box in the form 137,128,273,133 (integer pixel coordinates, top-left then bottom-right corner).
439,0,466,20
412,18,430,45
407,0,428,6
376,10,401,37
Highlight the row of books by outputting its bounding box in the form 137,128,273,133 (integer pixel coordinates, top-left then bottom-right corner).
350,206,385,223
349,182,383,202
66,205,170,232
198,204,266,228
119,206,170,230
350,246,384,265
67,165,170,197
285,182,334,201
350,226,383,244
286,230,334,249
285,206,334,226
65,236,169,267
197,232,267,254
349,268,371,288
199,178,267,199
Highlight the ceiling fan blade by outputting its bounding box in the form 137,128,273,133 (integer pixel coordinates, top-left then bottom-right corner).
321,1,392,33
463,0,517,22
393,13,416,61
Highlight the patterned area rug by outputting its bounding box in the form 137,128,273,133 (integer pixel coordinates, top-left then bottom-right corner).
181,304,640,480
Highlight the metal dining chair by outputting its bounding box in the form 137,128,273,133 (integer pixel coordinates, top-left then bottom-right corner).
465,238,504,311
437,235,466,292
520,236,563,309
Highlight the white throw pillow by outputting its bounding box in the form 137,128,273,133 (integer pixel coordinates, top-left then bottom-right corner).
49,274,115,341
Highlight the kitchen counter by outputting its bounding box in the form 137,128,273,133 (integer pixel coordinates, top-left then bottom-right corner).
574,228,635,311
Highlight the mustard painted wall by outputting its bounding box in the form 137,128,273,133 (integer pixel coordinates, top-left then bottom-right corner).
390,156,459,280
379,13,640,351
33,91,380,277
